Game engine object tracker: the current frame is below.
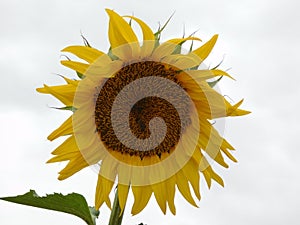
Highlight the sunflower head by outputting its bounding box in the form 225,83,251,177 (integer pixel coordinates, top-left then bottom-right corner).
37,9,250,215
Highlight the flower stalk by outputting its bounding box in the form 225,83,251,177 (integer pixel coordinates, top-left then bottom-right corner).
108,188,125,225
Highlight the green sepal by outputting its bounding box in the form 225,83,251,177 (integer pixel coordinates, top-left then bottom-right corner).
51,106,77,112
89,207,100,225
0,190,99,225
208,76,223,88
189,39,194,53
211,56,225,70
154,12,174,39
172,43,183,55
77,71,85,79
81,34,92,47
154,12,175,49
108,47,119,60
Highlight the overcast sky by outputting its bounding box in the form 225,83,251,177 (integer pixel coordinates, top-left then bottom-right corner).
1,0,300,225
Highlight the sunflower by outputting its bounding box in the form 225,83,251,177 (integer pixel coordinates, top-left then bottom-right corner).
37,9,250,215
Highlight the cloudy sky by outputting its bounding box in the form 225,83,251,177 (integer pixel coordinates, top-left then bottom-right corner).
1,0,299,224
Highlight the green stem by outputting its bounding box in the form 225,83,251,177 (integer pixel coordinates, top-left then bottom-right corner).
108,187,125,225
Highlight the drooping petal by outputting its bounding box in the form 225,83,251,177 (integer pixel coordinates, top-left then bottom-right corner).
220,140,238,162
175,171,198,207
198,119,229,167
131,185,152,215
203,166,224,187
165,176,176,215
152,182,167,214
95,175,114,209
118,184,129,214
181,160,201,200
201,161,224,188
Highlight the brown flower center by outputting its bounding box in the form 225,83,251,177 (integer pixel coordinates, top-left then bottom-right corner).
94,61,191,160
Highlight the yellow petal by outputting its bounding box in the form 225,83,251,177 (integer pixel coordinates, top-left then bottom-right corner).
165,176,176,215
210,69,235,80
185,81,230,119
51,135,78,155
58,154,89,180
192,34,218,63
220,140,238,162
167,37,201,45
47,135,100,165
36,84,76,106
213,152,229,168
198,119,229,168
152,182,167,214
163,54,199,70
222,139,234,150
202,168,212,188
131,185,152,215
124,15,155,57
106,9,138,46
61,60,89,75
95,175,114,210
117,184,129,214
60,76,80,86
181,69,234,81
226,99,251,116
48,116,73,141
61,46,107,63
98,157,118,184
182,160,201,200
221,147,238,162
124,16,155,41
175,171,198,207
208,166,224,187
153,37,201,60
201,166,224,188
47,152,79,163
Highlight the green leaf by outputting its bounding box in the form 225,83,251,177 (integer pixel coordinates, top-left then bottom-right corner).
0,190,98,225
